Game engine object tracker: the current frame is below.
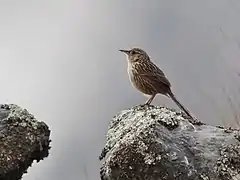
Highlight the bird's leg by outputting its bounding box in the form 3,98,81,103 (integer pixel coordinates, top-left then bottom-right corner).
144,94,156,105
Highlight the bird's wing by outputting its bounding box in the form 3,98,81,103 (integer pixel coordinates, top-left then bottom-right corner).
139,73,171,93
137,62,171,88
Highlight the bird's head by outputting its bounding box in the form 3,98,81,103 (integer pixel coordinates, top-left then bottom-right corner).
119,47,150,63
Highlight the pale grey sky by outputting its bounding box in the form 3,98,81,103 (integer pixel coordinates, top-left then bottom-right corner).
0,0,239,180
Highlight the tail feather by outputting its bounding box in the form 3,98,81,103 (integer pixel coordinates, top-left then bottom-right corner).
167,91,194,119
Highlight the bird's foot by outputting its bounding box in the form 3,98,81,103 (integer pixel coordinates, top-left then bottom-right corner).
135,103,149,109
144,100,152,106
143,102,150,106
140,102,154,108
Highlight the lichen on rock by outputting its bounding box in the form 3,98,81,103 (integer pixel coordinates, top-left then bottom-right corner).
0,104,51,180
100,105,240,180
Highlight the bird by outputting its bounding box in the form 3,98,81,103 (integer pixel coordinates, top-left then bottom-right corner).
119,47,194,119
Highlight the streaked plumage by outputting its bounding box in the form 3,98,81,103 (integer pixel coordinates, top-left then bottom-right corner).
119,47,194,119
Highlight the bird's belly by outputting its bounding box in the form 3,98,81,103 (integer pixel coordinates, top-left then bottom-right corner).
127,67,156,95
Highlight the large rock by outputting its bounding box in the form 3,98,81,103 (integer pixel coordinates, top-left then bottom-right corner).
0,104,51,180
99,105,240,180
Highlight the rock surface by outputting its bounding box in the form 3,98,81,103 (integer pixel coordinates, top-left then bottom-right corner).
99,105,240,180
0,104,51,180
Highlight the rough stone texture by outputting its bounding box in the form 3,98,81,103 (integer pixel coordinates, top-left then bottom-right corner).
99,105,240,180
0,104,51,180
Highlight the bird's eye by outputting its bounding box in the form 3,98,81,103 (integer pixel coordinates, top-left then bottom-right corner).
131,50,136,55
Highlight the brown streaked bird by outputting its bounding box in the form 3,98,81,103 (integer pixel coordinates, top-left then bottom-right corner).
119,47,194,119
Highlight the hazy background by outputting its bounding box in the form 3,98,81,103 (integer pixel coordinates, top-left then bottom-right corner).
0,0,239,179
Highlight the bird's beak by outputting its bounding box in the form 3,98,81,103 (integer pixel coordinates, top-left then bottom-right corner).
119,49,130,54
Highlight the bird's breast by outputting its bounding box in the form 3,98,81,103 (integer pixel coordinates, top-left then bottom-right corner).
127,63,144,91
127,63,135,82
127,62,157,95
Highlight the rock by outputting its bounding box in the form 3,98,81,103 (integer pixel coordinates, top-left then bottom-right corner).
0,104,51,180
99,105,240,180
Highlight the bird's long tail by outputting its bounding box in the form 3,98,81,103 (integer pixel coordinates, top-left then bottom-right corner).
167,91,194,119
